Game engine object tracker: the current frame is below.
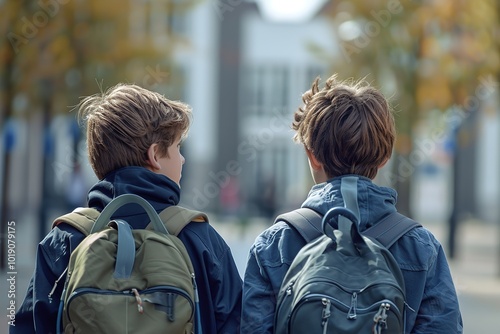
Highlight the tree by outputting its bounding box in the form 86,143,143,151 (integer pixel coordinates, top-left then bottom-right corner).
317,0,499,218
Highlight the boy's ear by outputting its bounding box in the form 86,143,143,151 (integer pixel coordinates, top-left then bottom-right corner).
305,148,322,171
146,144,161,170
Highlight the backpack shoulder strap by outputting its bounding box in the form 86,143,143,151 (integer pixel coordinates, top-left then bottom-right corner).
363,212,422,248
275,208,323,243
156,206,209,236
276,208,422,248
53,205,209,237
51,207,100,236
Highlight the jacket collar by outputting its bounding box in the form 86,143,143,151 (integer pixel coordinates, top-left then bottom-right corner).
87,166,180,227
301,175,397,231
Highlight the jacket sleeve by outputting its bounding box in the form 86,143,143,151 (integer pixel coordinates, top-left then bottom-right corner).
241,245,277,334
210,241,243,334
12,225,85,334
241,223,304,334
180,223,243,334
412,239,464,333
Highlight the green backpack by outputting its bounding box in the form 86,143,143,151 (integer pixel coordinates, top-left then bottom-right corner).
51,194,208,334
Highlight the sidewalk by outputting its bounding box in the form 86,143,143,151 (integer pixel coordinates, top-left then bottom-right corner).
425,219,500,333
435,220,500,298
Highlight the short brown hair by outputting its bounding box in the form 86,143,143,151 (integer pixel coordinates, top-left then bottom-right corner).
78,83,192,179
292,75,395,179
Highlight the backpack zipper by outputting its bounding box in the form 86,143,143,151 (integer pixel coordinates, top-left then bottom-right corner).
290,276,405,305
321,298,331,334
373,302,391,334
66,286,195,324
288,294,402,332
347,292,357,319
280,279,404,332
359,281,405,296
307,276,405,295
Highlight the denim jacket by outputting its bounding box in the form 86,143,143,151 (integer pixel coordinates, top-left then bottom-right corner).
241,175,463,333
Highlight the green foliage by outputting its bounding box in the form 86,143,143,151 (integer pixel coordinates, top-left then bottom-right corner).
320,0,499,146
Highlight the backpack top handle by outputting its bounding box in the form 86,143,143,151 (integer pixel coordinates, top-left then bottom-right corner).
322,207,358,235
90,194,169,234
322,207,367,255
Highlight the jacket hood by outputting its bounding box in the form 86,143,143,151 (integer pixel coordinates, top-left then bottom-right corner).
301,175,397,231
87,166,180,227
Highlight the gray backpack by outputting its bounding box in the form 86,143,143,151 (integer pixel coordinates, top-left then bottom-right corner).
274,207,421,334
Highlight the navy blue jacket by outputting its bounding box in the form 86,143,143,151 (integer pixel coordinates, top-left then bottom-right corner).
13,167,242,334
241,175,463,333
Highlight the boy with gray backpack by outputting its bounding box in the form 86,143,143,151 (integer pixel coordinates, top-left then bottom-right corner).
241,74,463,333
14,84,242,333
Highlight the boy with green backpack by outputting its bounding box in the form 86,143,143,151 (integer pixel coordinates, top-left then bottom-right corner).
14,84,242,333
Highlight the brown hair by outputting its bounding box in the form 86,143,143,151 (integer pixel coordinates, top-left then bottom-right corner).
292,75,395,179
78,83,192,179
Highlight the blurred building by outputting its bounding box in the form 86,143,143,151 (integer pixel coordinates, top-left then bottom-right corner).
145,0,500,224
176,1,340,218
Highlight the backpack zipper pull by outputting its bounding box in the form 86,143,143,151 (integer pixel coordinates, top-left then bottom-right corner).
347,292,357,319
166,293,176,321
48,267,68,303
192,273,202,333
131,288,144,314
372,302,390,334
191,273,198,303
321,298,331,334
